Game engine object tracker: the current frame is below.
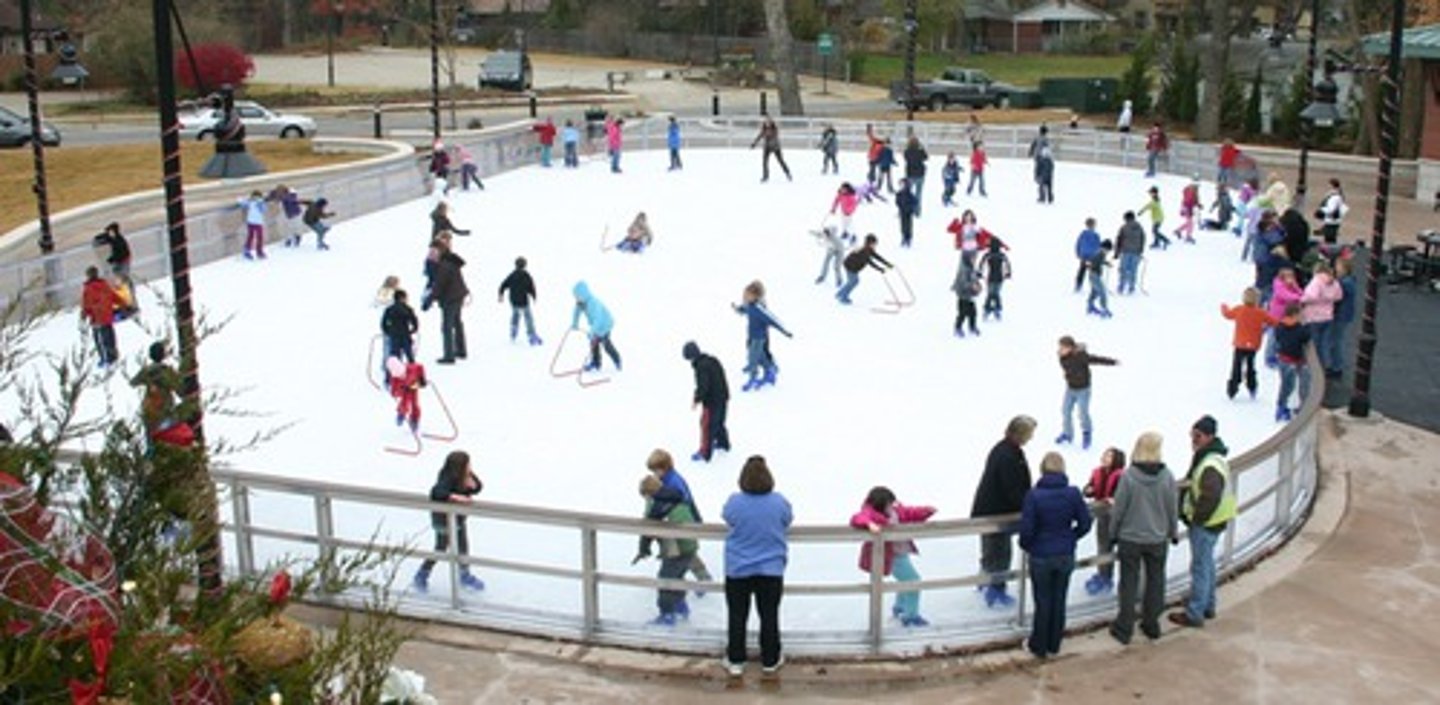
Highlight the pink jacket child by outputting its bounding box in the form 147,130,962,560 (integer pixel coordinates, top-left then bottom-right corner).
849,487,936,626
1300,266,1342,324
1267,269,1303,322
605,118,623,152
831,183,860,240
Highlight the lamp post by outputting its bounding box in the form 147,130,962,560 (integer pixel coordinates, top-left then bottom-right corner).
903,0,918,122
326,2,343,88
1295,0,1320,209
19,0,53,256
429,0,440,141
1345,0,1404,418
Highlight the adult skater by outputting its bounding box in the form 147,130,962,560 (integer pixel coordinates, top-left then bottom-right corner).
818,124,839,175
971,415,1037,608
381,289,419,381
1029,126,1055,204
979,237,1011,320
430,238,469,365
497,257,541,345
967,141,989,197
1170,416,1234,629
751,115,792,183
302,197,335,250
733,280,793,391
457,143,484,190
532,117,557,168
951,253,981,338
431,202,470,238
895,179,917,248
875,139,897,193
1258,172,1292,216
606,116,625,173
1217,138,1240,186
561,119,581,168
80,266,121,369
1056,335,1118,449
1108,432,1178,645
1144,122,1168,178
813,225,846,287
1114,211,1145,295
270,184,305,248
902,135,929,217
836,234,893,305
92,222,131,280
1073,218,1102,292
865,123,885,184
412,450,485,593
1019,452,1092,659
666,116,683,171
683,342,730,462
723,456,792,677
849,486,938,627
571,281,622,372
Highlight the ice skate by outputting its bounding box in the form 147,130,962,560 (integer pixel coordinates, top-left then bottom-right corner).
460,573,486,591
1082,431,1092,449
1055,433,1072,445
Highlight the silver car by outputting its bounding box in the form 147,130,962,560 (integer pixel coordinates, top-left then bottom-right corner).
0,105,62,148
178,100,318,141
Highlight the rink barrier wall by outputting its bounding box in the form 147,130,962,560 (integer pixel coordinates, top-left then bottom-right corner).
25,118,1324,656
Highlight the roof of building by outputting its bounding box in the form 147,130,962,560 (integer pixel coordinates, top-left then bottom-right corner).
467,0,551,14
0,5,61,32
1012,0,1114,23
964,0,1015,21
1362,22,1440,60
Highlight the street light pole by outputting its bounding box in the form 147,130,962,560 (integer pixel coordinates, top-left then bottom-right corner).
19,0,53,255
1295,0,1320,209
1347,0,1404,418
903,0,918,122
429,0,440,141
326,2,336,87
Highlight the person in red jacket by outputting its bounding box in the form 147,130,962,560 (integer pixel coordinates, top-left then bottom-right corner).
967,141,989,197
1144,122,1168,177
386,356,427,432
865,123,885,185
849,486,936,627
80,266,120,368
532,117,557,168
1217,138,1240,187
1221,286,1277,400
1082,446,1127,595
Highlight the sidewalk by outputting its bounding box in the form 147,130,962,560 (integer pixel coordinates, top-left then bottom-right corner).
387,411,1440,703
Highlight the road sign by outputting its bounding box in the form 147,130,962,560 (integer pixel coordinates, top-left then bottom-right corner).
817,33,835,56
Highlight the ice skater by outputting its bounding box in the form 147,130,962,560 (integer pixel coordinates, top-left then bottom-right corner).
666,116,683,171
1264,267,1302,367
81,266,121,368
849,486,937,627
979,237,1011,321
1029,125,1055,204
411,451,485,593
895,178,917,248
865,123,885,185
1082,446,1127,595
644,450,715,593
386,355,426,432
812,225,846,287
902,135,928,217
497,257,541,345
431,202,471,238
856,180,889,205
751,115,791,182
237,190,268,259
572,281,621,372
1203,184,1234,231
1056,335,1118,449
130,341,197,449
270,184,305,248
967,141,989,197
940,152,961,207
606,116,625,173
1144,122,1168,177
837,234,892,305
1221,287,1275,400
830,183,859,242
682,343,730,462
1114,212,1145,295
457,143,485,189
1073,218,1102,292
302,197,335,250
1085,240,1114,318
380,289,418,383
1139,186,1168,250
561,119,581,168
93,221,132,280
1175,177,1200,243
635,472,700,625
1273,303,1311,421
875,138,896,192
533,117,556,168
818,124,839,174
617,212,653,253
733,280,792,391
951,253,981,338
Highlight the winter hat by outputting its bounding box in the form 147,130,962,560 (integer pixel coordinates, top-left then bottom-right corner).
148,342,167,363
682,341,700,361
1192,415,1219,437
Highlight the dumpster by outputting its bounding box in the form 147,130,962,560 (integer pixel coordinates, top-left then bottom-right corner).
1038,78,1119,113
1006,89,1045,109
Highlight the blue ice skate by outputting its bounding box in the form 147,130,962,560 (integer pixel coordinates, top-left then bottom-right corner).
460,573,486,591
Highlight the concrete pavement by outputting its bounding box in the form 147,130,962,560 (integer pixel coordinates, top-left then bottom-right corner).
383,410,1440,704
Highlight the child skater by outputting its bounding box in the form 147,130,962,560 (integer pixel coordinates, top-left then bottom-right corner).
733,280,793,391
856,179,889,205
572,281,621,372
238,190,268,259
979,237,1011,321
895,178,917,248
1082,446,1127,595
1265,266,1303,368
497,257,541,345
940,152,961,207
967,141,989,197
876,138,897,192
375,275,400,308
1203,184,1234,231
412,450,485,593
948,209,980,253
645,448,715,592
1086,240,1114,318
617,212,653,253
830,183,860,242
1139,186,1168,250
682,343,730,462
1175,177,1200,243
1056,335,1119,449
1235,179,1257,238
951,253,982,338
849,486,937,627
818,124,839,175
380,289,418,383
1221,287,1275,400
813,225,845,287
634,473,700,626
385,355,426,433
302,197,335,250
1273,302,1312,422
837,234,892,305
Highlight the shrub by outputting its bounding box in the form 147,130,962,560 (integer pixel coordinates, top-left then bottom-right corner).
1116,35,1155,116
175,42,255,97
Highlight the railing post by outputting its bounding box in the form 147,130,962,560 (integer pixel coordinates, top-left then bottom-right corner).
230,481,255,577
314,495,336,589
1276,442,1296,531
581,526,599,639
447,510,462,610
867,532,885,653
1015,549,1028,627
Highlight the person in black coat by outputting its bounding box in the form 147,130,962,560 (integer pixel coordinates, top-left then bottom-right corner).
683,341,730,462
430,240,469,364
92,222,132,279
1278,208,1312,280
381,289,419,382
431,202,471,237
970,415,1038,608
497,256,541,345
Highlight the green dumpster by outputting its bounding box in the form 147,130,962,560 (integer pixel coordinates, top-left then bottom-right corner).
1038,78,1119,113
1006,89,1044,109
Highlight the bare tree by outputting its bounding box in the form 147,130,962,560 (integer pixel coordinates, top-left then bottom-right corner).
761,0,804,115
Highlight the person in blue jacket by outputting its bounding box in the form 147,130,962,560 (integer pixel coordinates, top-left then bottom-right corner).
876,138,897,193
1019,452,1093,659
561,119,581,168
733,280,793,391
571,280,621,372
667,116,683,171
723,455,793,677
1073,218,1102,292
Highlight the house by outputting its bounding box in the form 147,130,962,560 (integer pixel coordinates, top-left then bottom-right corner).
1010,0,1116,52
0,4,62,56
1363,22,1440,198
462,0,551,14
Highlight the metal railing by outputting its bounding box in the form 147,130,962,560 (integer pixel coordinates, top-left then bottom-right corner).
22,115,1324,657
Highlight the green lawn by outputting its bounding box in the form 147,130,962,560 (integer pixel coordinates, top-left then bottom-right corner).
850,52,1129,89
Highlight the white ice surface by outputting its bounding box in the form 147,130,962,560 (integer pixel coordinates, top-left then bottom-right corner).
14,147,1290,638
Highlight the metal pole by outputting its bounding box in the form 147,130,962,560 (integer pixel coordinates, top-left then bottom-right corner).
903,0,918,122
20,0,53,256
429,0,441,141
1348,0,1403,418
326,4,335,87
712,0,720,67
1296,0,1320,209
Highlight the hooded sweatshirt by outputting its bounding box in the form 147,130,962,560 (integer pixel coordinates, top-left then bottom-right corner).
1109,462,1178,546
570,281,614,336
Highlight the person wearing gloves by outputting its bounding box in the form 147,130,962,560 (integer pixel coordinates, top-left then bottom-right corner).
571,280,621,372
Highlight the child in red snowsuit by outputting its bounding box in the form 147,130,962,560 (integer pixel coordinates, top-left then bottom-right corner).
387,357,427,432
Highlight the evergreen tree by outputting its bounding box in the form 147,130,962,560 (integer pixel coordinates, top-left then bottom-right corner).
1117,35,1155,117
1244,67,1264,137
1220,70,1246,133
1274,63,1311,141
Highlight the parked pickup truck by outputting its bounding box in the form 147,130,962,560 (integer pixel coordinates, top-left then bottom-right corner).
890,68,1019,111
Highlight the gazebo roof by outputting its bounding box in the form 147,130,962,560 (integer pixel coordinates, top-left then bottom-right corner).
1012,0,1114,23
1362,22,1440,60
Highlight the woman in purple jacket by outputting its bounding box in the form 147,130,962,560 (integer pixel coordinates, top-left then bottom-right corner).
722,455,792,677
1019,452,1093,659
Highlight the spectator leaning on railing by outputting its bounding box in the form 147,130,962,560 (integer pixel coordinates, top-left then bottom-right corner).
970,415,1037,610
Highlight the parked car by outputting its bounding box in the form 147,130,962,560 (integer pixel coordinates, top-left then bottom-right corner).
0,106,62,148
178,100,318,141
889,68,1019,112
478,51,533,92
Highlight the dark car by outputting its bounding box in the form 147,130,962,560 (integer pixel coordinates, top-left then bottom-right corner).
479,51,533,92
0,106,62,148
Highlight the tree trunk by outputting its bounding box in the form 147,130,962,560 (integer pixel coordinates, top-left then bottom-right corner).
761,0,804,116
1195,0,1231,140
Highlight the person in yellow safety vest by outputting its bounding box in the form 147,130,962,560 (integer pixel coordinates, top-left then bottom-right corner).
1170,414,1236,629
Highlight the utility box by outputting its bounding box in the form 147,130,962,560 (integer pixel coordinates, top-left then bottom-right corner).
1038,78,1119,113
